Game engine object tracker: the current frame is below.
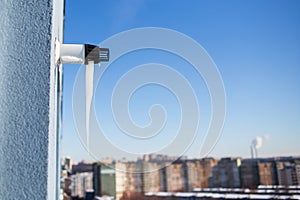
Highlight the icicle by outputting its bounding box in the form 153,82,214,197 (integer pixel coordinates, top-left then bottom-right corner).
86,60,94,150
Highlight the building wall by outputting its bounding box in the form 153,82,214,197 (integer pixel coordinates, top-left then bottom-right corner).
210,158,241,188
160,166,168,192
101,166,116,197
93,163,102,197
240,159,259,188
277,162,298,186
143,162,161,193
165,161,188,192
126,163,143,192
115,162,143,200
71,172,93,198
198,158,217,188
258,161,278,185
295,161,300,185
0,0,63,199
115,163,127,200
186,160,200,191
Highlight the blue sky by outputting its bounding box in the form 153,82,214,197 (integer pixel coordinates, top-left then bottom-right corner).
62,0,300,161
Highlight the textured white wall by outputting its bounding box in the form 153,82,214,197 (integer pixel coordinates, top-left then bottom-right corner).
0,0,64,199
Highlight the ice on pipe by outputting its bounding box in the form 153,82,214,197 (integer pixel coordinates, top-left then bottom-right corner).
86,60,94,150
61,56,84,64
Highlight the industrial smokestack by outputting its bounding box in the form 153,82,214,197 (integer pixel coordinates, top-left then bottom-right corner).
255,147,258,158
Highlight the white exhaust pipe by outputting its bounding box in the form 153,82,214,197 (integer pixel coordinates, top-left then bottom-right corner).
57,41,109,150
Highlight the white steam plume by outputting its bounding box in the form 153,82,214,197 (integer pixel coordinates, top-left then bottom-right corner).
252,136,263,149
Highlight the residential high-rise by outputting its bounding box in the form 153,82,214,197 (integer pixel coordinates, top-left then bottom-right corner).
101,165,116,197
71,162,102,199
165,160,188,192
295,160,300,185
93,163,101,197
159,166,168,192
143,162,161,193
72,162,93,174
277,161,298,186
115,162,127,200
65,157,72,172
115,162,143,200
258,159,278,185
71,172,93,198
198,158,218,188
240,159,259,188
186,160,200,191
209,157,241,188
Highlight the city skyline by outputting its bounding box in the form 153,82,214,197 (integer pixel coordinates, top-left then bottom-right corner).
62,0,300,162
62,154,300,199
